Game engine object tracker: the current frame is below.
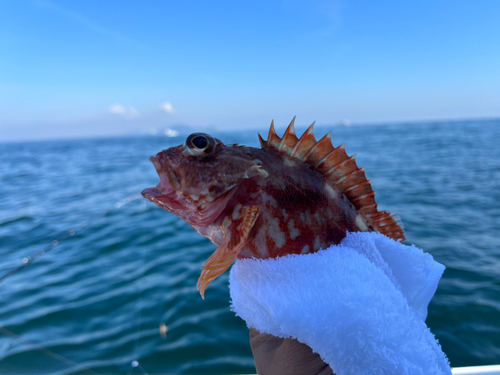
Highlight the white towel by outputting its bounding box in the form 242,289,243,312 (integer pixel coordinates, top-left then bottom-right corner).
229,231,451,375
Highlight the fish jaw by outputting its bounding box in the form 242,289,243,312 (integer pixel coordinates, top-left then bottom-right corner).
141,154,241,227
141,154,182,209
147,155,180,195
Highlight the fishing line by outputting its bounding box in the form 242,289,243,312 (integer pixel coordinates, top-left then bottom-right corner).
0,193,142,285
128,232,148,375
127,360,150,375
0,326,102,375
0,192,145,374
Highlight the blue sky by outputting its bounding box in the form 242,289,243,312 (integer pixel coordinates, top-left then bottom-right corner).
1,0,500,141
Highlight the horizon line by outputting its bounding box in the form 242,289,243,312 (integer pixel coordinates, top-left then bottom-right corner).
1,116,499,144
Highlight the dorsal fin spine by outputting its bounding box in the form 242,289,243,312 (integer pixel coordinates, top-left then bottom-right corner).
258,133,266,148
303,131,334,164
267,120,282,149
324,154,357,182
314,143,347,171
358,203,378,215
351,191,376,204
268,119,275,141
344,181,374,203
334,166,363,186
290,122,316,160
342,179,371,194
278,116,299,153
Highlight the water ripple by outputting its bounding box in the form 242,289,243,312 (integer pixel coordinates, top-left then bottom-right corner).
1,121,499,373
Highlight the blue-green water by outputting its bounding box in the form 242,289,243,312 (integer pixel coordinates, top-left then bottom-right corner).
1,120,499,374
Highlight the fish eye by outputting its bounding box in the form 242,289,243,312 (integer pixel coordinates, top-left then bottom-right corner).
185,133,217,157
191,135,209,150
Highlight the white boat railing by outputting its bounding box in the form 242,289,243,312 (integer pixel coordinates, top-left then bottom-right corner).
452,364,500,374
239,364,500,375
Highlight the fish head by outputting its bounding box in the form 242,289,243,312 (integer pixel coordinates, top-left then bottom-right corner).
141,132,268,227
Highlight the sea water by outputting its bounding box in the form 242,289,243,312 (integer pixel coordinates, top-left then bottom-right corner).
0,119,499,374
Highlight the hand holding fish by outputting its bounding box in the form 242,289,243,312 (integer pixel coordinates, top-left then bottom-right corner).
250,328,335,375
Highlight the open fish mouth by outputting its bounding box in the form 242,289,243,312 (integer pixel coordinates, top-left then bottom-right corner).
141,155,181,201
141,154,238,226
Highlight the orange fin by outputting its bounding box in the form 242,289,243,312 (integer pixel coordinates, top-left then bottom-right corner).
303,131,335,165
266,120,282,149
290,121,317,161
278,116,299,154
197,205,260,299
259,118,406,242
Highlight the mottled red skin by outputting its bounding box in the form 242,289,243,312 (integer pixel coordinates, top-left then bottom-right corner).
143,141,363,261
218,148,361,259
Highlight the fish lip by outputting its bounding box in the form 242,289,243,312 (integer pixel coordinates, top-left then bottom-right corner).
143,154,181,199
141,186,164,199
149,155,164,174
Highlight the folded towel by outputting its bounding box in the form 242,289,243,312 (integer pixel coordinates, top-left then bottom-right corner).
229,231,451,375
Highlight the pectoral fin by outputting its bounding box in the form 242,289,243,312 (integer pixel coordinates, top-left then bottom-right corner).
197,205,260,299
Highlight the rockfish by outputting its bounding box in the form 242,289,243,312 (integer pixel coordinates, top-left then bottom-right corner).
141,118,405,298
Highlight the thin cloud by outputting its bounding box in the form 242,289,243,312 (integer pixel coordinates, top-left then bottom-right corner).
161,102,175,114
109,104,140,119
34,0,136,45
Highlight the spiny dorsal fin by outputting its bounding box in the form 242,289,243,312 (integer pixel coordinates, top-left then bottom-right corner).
291,121,316,161
278,116,299,153
258,133,266,148
259,118,406,242
315,143,348,171
303,131,334,165
266,120,282,149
